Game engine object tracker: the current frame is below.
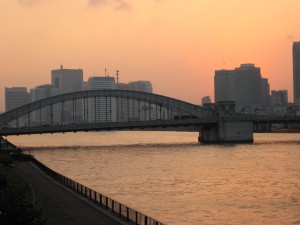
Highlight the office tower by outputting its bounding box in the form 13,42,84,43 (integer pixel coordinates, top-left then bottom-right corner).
86,76,116,122
270,90,288,106
261,78,270,106
5,87,29,112
30,84,51,125
128,81,153,93
128,81,154,120
51,65,83,122
214,64,270,113
5,87,29,127
293,42,300,105
51,65,83,94
201,96,212,105
29,84,61,125
50,87,61,124
116,81,154,121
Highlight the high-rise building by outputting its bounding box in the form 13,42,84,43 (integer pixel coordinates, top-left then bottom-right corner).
261,78,270,106
270,90,288,106
86,76,116,122
115,80,155,121
5,87,29,127
51,65,83,122
128,81,154,120
51,65,83,94
293,42,300,105
5,87,29,112
30,84,51,125
128,81,153,93
214,64,270,113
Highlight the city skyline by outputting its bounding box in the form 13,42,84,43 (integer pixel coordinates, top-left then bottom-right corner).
1,0,300,111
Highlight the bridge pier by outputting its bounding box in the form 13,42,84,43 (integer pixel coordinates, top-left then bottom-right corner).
199,121,253,143
199,101,253,144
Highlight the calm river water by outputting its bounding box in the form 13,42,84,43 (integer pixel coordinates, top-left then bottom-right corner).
8,132,300,225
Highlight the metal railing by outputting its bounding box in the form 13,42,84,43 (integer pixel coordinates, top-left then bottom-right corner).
30,156,165,225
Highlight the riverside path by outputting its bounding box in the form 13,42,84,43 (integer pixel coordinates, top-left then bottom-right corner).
15,161,126,225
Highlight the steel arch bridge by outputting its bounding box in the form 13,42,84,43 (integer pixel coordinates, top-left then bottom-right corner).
0,90,217,129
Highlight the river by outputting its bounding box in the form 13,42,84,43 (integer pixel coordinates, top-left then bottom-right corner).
7,132,300,225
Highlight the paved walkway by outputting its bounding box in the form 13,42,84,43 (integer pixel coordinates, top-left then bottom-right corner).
15,161,126,225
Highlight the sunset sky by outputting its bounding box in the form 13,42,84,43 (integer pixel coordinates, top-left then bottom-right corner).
1,0,300,112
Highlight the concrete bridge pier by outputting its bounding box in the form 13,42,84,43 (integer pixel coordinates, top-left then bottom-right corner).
199,101,253,143
199,121,253,143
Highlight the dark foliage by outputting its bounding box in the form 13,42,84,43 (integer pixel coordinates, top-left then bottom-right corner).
0,188,46,225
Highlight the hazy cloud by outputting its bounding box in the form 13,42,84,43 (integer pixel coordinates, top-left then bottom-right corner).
88,0,132,11
115,1,132,10
18,0,43,6
287,34,294,40
88,0,107,7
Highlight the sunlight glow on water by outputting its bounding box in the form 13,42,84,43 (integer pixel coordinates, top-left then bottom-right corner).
8,132,300,225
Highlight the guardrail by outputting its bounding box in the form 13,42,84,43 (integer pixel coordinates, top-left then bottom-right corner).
29,156,165,225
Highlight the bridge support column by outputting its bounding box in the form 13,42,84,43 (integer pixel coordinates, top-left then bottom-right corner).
199,101,253,143
199,121,253,143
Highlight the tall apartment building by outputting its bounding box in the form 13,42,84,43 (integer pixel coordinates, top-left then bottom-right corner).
214,64,270,113
270,90,288,106
293,42,300,105
51,65,83,122
86,76,116,122
5,87,29,127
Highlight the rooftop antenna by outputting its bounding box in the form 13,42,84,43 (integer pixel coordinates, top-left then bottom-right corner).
105,68,107,77
116,70,119,83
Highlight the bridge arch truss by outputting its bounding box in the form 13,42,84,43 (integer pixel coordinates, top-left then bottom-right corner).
0,90,216,127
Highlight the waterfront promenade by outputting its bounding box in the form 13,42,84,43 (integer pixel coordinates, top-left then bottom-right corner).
15,161,126,225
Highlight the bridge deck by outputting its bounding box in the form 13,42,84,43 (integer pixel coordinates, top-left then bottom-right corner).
0,119,218,136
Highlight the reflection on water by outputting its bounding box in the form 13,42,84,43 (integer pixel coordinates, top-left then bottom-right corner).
8,132,300,225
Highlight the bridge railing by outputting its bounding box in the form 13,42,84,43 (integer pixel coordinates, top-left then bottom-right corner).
29,156,165,225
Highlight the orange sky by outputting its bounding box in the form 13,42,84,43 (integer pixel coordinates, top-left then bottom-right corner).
1,0,300,111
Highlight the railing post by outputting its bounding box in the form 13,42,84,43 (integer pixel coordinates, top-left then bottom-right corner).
99,194,102,206
126,208,129,221
135,212,138,225
112,200,114,213
89,189,92,199
94,192,97,202
105,197,108,209
144,216,148,225
119,204,122,217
